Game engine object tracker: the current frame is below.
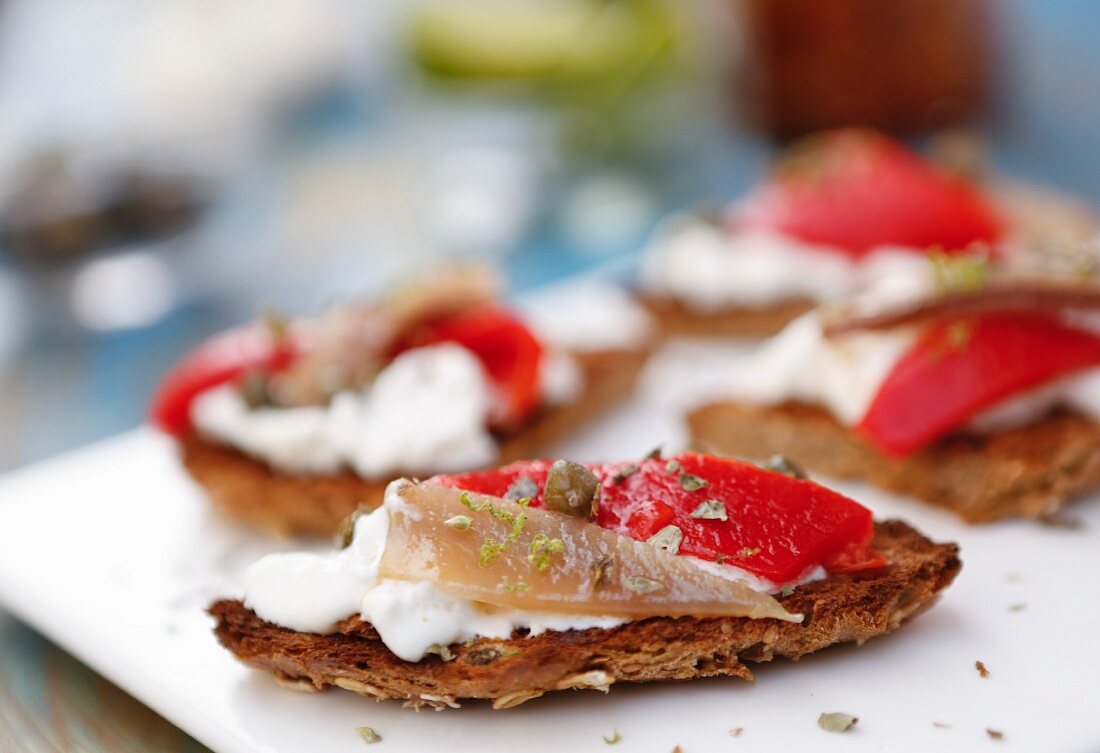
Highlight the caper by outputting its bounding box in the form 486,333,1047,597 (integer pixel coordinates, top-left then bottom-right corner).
761,454,807,480
240,369,273,409
259,307,290,342
542,459,599,520
335,505,371,548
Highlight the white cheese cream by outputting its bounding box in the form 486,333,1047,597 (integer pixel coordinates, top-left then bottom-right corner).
723,279,1100,433
191,339,587,478
242,481,822,663
638,215,933,311
192,344,500,477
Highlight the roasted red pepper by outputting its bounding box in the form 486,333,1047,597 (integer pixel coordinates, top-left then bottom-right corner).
152,305,545,436
419,305,544,429
858,312,1100,456
434,452,886,585
734,130,1005,257
149,325,299,436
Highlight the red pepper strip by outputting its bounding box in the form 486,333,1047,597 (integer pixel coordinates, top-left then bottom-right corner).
858,312,1100,457
433,453,885,585
733,129,1005,257
149,325,298,436
420,305,544,430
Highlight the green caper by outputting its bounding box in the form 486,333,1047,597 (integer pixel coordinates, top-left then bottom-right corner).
240,369,273,409
761,454,808,480
259,307,290,342
335,505,371,548
542,459,599,520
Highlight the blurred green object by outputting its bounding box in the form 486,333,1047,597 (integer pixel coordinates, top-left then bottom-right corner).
409,0,681,90
402,0,704,261
406,0,701,166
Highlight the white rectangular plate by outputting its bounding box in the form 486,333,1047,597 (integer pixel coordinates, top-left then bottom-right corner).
0,333,1098,752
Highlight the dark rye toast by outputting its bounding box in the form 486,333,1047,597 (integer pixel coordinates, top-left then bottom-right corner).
183,348,650,537
210,520,959,709
688,400,1100,522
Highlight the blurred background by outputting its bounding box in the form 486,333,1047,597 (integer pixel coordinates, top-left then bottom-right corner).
0,0,1098,471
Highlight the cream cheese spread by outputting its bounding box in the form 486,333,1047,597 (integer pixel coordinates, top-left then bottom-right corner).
724,302,1100,433
638,215,932,311
192,343,499,478
189,294,646,477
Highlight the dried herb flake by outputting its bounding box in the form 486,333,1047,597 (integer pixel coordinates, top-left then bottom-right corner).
623,575,665,594
761,455,807,480
505,475,539,502
646,525,683,555
818,712,858,733
610,464,638,484
425,644,455,661
355,726,382,744
678,472,708,492
690,499,728,521
591,555,615,591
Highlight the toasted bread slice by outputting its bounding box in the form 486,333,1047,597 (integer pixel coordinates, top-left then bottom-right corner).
210,519,959,709
688,400,1100,522
182,348,649,537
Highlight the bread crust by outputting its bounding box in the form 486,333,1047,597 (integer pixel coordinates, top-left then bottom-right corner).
637,293,812,338
210,519,959,709
181,348,650,537
688,400,1100,522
